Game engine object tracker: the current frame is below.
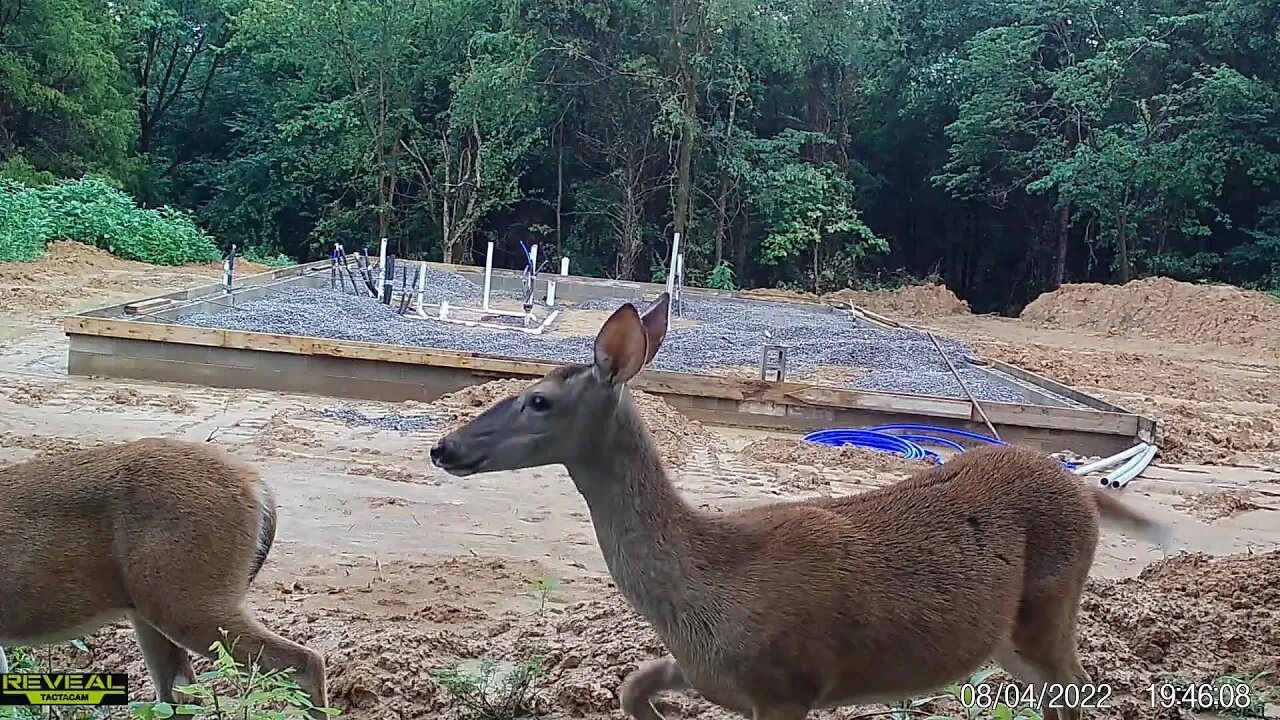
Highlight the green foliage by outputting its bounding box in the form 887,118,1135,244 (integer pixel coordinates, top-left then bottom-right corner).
705,261,738,291
130,634,341,719
432,646,546,720
241,248,297,267
727,129,887,269
2,0,1279,311
0,178,220,265
1146,252,1223,282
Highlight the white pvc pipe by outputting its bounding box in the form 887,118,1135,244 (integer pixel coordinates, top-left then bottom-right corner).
1111,444,1159,489
482,241,494,311
1101,450,1145,488
528,244,539,308
1072,443,1148,477
547,255,569,306
674,252,685,316
379,237,388,302
415,261,426,315
666,233,681,323
667,232,680,293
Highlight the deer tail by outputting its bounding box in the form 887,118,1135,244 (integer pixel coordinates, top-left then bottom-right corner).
1091,486,1176,556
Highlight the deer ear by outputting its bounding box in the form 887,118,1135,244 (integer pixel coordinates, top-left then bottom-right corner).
637,292,670,365
593,303,649,385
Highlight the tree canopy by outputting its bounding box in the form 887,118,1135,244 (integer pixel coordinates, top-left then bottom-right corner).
3,0,1277,311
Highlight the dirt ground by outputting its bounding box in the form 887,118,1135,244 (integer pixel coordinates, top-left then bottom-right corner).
3,255,1280,719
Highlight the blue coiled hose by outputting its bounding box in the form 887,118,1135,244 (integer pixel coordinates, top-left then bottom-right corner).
801,423,1079,469
800,428,943,464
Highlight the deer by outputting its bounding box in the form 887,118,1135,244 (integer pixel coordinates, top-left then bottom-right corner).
0,437,327,716
428,291,1175,720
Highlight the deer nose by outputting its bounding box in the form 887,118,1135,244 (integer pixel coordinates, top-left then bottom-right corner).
429,437,454,467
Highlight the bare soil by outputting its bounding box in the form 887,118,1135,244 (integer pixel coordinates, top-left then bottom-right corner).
742,281,972,319
1020,276,1280,353
739,436,928,493
0,240,271,314
3,247,1279,720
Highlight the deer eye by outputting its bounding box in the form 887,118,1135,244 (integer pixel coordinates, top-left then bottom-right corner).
527,393,550,413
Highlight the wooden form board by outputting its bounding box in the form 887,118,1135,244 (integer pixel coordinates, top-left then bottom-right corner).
64,314,1147,439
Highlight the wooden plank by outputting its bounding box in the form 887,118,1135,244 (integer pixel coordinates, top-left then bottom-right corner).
984,359,1132,414
65,314,1142,437
123,297,174,315
69,260,330,319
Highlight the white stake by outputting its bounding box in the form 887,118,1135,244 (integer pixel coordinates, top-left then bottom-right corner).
667,233,680,296
675,252,685,316
415,261,427,316
666,232,681,322
547,255,569,306
529,243,539,303
379,237,388,302
482,241,495,311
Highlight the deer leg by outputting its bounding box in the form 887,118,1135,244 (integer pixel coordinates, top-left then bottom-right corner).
1005,584,1092,720
131,618,197,705
143,606,327,718
619,655,688,720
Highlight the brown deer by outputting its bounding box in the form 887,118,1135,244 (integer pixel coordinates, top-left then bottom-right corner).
0,437,327,715
429,292,1174,720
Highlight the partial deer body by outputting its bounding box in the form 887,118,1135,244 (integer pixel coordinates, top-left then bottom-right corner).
0,438,326,714
429,293,1173,720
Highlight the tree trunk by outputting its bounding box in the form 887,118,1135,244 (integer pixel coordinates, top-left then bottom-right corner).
672,93,696,240
556,121,564,256
1116,210,1132,282
713,94,737,268
1052,204,1070,288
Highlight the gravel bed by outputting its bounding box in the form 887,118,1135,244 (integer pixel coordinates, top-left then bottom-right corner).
313,406,442,432
174,263,1029,402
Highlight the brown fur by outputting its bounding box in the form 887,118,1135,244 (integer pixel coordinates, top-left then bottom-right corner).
430,293,1173,720
0,438,326,714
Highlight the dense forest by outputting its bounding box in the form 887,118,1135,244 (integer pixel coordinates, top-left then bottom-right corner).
2,0,1278,312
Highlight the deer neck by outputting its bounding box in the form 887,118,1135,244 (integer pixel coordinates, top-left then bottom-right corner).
564,393,700,635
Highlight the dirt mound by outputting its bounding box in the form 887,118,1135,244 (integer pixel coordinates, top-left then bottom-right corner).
435,378,537,416
0,240,272,279
1138,399,1280,467
1020,277,1280,352
826,283,972,319
743,282,971,320
740,437,929,492
973,340,1280,467
434,378,714,469
1076,551,1280,716
0,240,274,314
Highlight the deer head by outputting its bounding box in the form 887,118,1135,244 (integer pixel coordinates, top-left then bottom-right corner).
430,292,670,477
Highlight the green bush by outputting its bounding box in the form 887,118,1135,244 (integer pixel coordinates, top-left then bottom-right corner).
0,178,221,265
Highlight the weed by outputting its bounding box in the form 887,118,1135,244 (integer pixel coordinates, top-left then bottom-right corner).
522,577,562,614
431,643,546,720
130,630,339,719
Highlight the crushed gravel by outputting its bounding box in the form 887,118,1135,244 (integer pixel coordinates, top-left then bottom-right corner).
173,263,1028,402
313,407,442,432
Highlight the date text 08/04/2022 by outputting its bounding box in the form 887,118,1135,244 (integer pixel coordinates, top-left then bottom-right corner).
960,681,1259,711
